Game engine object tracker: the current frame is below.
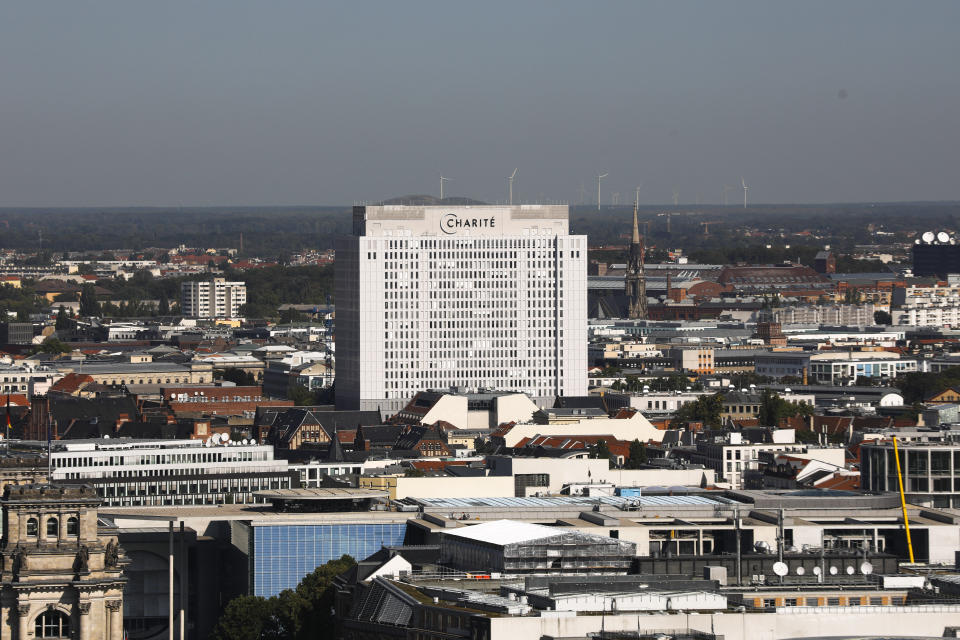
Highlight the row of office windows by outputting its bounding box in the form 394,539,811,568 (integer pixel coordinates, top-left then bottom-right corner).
53,449,267,468
749,595,903,608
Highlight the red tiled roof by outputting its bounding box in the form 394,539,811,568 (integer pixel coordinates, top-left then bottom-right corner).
816,474,860,491
410,460,470,471
49,373,95,394
0,394,29,407
523,434,632,458
490,422,516,438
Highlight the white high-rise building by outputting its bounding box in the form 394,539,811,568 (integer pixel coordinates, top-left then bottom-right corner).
181,277,247,318
336,204,587,412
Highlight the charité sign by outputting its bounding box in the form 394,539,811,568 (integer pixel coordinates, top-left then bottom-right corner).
440,212,497,235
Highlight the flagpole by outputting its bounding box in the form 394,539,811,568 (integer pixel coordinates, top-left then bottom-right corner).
47,409,52,480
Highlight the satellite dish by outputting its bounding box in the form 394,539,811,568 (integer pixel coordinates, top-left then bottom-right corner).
923,231,936,243
915,238,921,245
829,566,839,575
938,231,950,243
795,566,805,576
812,566,822,576
242,438,249,445
845,566,855,575
772,562,788,577
860,561,874,576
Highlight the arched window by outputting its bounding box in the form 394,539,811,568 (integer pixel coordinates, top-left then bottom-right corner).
67,517,79,536
35,610,70,638
26,518,38,536
46,517,58,537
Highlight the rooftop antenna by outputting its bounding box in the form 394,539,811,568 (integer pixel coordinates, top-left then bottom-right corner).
508,168,518,205
596,173,608,210
440,175,451,201
742,177,749,209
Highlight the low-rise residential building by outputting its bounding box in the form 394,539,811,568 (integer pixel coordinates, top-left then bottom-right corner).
675,430,845,489
807,350,917,384
0,364,61,397
668,346,715,374
604,390,710,416
756,350,916,383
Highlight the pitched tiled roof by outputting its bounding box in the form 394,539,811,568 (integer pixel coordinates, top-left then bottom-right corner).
49,373,95,394
0,394,29,407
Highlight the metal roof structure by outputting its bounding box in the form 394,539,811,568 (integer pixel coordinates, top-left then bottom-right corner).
409,494,732,510
253,487,389,501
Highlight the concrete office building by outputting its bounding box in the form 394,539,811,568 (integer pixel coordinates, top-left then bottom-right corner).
861,440,960,509
336,205,587,412
180,277,247,318
49,439,296,507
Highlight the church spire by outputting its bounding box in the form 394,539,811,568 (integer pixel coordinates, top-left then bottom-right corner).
625,198,647,319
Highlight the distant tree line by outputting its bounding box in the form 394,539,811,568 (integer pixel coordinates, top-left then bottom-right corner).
0,208,352,256
1,203,957,257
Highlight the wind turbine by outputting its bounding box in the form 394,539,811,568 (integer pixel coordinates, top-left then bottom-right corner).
672,189,679,207
596,173,608,210
741,177,749,209
508,168,518,205
440,175,451,201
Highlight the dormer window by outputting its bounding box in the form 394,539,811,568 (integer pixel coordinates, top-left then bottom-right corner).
26,518,38,536
46,517,59,537
67,517,79,536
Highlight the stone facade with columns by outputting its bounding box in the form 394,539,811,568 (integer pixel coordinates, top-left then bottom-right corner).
0,484,126,640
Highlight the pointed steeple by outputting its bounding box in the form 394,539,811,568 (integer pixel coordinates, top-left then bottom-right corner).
326,423,346,462
625,199,647,320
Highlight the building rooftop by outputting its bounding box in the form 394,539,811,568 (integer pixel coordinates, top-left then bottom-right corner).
254,487,389,501
442,519,564,545
407,494,732,510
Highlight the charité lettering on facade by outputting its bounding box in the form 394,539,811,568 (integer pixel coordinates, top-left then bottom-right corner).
440,212,496,234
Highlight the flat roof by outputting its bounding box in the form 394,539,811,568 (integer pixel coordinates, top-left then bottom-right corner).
442,519,565,545
253,487,388,501
409,494,732,510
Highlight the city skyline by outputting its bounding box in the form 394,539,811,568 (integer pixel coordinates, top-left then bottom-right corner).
0,1,958,207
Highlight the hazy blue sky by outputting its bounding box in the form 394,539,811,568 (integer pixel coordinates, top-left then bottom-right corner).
1,1,958,206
